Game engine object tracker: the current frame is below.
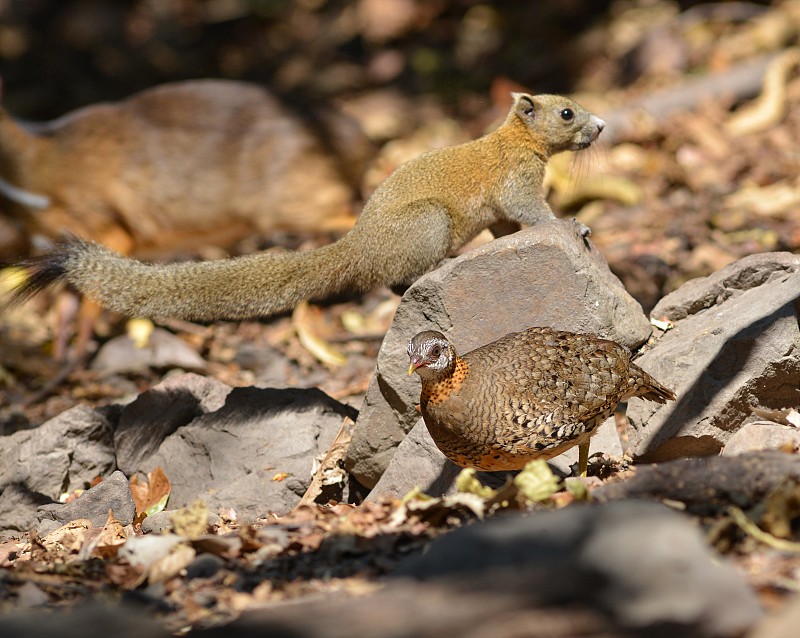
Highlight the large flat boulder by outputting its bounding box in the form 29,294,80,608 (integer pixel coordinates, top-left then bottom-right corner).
347,220,651,488
395,501,760,637
134,383,357,520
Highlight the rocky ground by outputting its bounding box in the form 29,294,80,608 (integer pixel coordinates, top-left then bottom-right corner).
1,2,800,637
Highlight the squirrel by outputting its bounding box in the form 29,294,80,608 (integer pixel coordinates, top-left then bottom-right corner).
0,78,371,259
7,93,605,322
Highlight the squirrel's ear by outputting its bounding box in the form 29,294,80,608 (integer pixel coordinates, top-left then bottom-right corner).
512,93,536,118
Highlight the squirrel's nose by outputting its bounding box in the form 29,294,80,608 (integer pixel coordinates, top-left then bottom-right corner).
595,118,606,132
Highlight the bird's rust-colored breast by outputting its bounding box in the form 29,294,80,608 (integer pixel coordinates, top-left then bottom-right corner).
421,357,470,406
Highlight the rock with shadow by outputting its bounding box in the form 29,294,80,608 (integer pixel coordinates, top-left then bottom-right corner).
0,404,117,537
0,372,358,536
118,373,358,520
114,373,233,475
623,252,800,462
593,450,800,514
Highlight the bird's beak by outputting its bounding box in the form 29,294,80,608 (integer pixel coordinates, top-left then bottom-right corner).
408,357,421,375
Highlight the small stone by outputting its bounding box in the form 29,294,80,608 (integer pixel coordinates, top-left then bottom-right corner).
36,470,135,532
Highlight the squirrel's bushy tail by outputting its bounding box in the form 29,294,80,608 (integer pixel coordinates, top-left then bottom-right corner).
5,236,363,321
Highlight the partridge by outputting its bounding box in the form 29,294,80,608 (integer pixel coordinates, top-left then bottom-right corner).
407,327,675,476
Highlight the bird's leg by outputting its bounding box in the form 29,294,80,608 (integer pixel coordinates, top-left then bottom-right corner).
578,441,590,477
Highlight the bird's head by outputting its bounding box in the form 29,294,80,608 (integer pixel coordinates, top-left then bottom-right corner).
407,331,457,379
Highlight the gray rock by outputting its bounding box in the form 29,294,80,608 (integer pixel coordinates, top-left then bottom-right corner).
185,553,225,580
348,220,651,488
1,369,357,534
90,327,206,375
395,500,761,637
651,252,800,322
723,421,800,456
115,373,232,475
139,510,175,535
0,404,116,498
234,343,291,387
130,385,357,521
36,470,135,532
626,252,800,461
198,579,616,638
15,581,49,608
368,416,623,500
367,419,462,500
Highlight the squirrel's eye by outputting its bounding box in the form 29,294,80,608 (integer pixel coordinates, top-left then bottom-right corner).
560,108,574,121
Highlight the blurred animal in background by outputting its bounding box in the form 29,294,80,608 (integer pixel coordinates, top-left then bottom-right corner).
0,78,373,358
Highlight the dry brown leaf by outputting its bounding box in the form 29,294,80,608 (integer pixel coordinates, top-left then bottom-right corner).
130,466,172,519
36,519,97,561
104,562,147,590
82,510,127,560
192,534,243,558
298,416,354,507
0,540,25,566
724,177,800,217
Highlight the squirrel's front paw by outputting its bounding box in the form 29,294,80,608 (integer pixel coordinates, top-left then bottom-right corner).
571,217,591,239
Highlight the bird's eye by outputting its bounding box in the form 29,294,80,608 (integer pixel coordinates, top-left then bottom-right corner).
560,108,574,121
431,345,441,357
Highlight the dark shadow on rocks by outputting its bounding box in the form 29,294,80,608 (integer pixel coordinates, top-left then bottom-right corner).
0,602,171,638
204,386,358,426
638,299,797,462
115,373,233,475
